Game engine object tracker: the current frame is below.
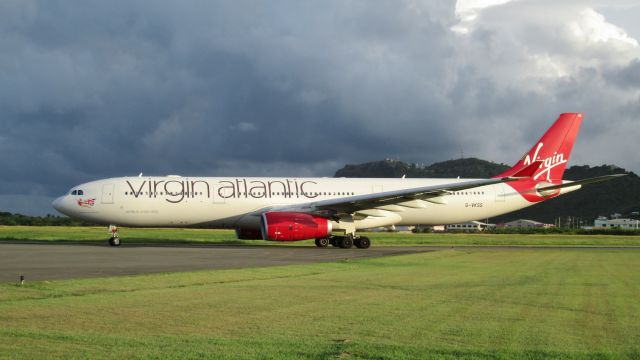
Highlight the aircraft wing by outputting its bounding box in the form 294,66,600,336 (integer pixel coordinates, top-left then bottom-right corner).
271,176,519,216
244,161,542,217
268,161,543,216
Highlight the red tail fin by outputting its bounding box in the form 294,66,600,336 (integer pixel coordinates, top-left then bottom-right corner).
496,113,583,181
510,160,542,178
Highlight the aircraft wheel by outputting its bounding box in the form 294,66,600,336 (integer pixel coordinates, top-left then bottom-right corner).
109,237,121,247
355,236,371,249
339,236,353,249
315,238,329,247
330,237,339,247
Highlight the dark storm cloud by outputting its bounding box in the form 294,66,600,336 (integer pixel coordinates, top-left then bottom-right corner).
604,60,640,89
0,1,458,196
0,0,639,215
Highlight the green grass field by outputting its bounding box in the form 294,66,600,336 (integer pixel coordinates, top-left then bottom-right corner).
2,225,640,246
1,248,639,359
2,227,640,358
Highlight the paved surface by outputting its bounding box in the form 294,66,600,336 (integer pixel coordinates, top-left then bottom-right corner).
0,243,433,282
2,243,638,282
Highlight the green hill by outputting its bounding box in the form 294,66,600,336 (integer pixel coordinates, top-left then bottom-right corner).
335,158,510,179
334,159,639,223
501,165,640,223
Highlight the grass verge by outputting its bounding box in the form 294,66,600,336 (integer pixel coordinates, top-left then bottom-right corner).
1,249,639,359
2,225,640,247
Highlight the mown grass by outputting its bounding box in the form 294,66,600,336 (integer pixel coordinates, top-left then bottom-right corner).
1,249,639,359
0,226,240,244
2,225,640,247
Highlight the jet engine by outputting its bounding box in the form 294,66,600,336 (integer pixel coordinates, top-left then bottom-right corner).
261,212,332,241
235,227,263,240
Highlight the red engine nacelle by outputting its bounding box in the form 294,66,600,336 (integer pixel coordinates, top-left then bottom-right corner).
261,212,332,241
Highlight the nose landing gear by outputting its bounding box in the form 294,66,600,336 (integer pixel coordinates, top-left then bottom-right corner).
108,237,120,246
108,225,121,247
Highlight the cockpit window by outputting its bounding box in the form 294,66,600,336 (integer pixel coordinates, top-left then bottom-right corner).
71,190,77,195
78,190,84,195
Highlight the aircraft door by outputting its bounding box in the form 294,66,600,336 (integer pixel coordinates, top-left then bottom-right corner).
102,184,115,204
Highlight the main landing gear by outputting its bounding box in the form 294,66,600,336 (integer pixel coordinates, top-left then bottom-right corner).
108,225,121,247
315,235,371,249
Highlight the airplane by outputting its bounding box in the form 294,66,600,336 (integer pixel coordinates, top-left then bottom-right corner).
52,113,625,248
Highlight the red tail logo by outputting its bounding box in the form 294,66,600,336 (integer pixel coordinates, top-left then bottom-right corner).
497,113,582,182
523,142,568,181
496,113,583,202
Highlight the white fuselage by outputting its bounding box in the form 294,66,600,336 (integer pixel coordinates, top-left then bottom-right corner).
52,176,578,231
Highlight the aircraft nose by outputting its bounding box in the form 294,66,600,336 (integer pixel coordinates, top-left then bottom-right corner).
52,196,67,214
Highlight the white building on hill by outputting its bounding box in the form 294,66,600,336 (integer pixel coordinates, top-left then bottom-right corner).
594,218,640,229
446,221,494,232
503,219,554,228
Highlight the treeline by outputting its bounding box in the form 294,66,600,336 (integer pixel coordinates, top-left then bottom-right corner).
413,226,640,235
485,227,640,236
335,157,510,179
0,212,95,226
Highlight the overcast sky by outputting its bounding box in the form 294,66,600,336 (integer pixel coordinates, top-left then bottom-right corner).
1,0,639,215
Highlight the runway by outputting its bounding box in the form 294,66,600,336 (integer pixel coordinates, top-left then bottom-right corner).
2,243,637,283
0,243,433,282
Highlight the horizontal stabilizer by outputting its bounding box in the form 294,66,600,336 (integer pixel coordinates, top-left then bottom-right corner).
510,160,542,179
537,174,627,191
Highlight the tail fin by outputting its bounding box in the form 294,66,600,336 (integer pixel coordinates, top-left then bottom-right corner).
496,113,583,181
